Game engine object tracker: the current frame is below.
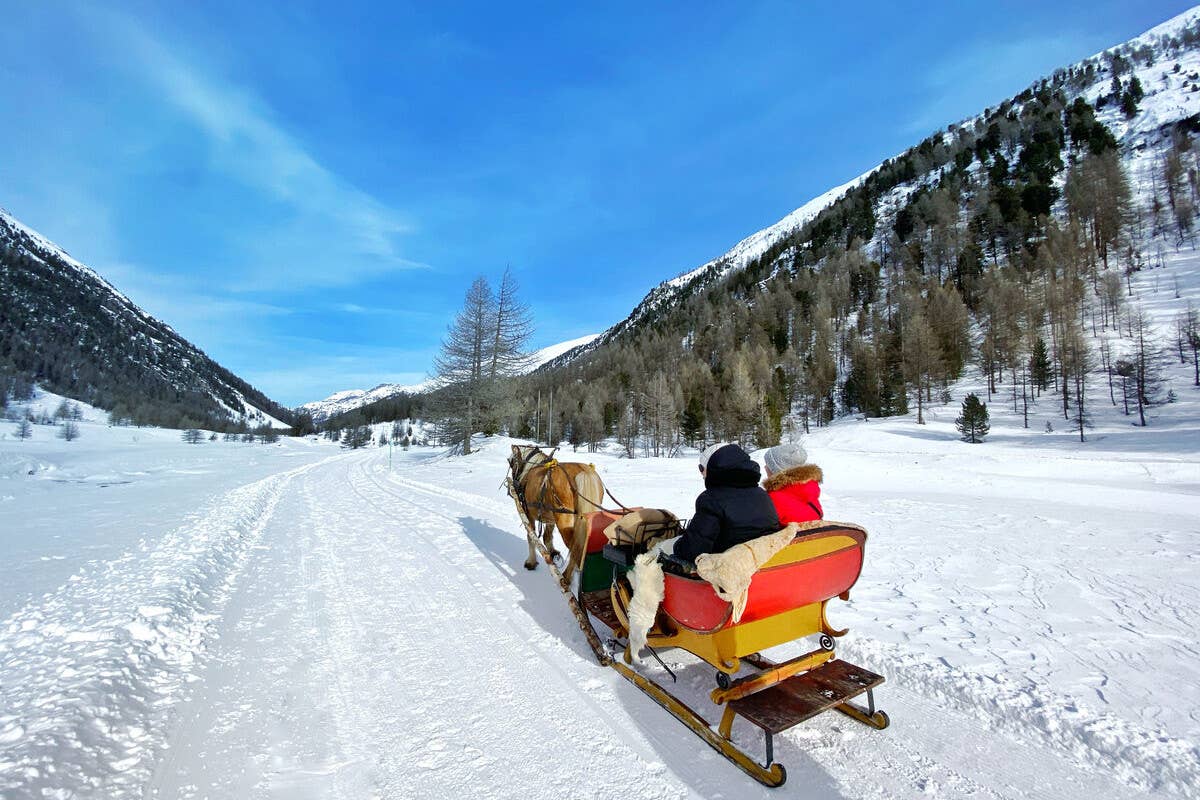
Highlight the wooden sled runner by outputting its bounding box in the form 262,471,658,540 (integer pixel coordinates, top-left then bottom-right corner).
504,452,887,788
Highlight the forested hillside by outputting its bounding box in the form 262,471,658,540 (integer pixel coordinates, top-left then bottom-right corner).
503,10,1200,454
0,210,294,431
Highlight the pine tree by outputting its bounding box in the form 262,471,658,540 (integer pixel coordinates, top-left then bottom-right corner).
16,418,33,440
433,277,496,454
433,273,532,453
1029,337,1051,395
1062,324,1093,442
57,421,80,441
488,267,534,379
955,393,990,443
1183,306,1200,386
291,411,316,437
679,395,705,446
1128,306,1164,426
182,428,203,444
901,306,941,425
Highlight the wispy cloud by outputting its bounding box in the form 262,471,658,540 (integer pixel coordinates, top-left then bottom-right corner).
903,32,1107,136
335,302,441,319
88,8,424,291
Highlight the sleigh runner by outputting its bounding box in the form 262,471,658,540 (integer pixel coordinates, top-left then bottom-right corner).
505,445,888,788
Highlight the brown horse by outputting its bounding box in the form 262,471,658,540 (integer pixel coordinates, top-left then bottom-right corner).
506,444,605,583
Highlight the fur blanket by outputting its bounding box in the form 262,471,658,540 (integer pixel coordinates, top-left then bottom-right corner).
627,549,666,660
695,523,800,623
625,523,800,657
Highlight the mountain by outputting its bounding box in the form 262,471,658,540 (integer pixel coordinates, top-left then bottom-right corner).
299,382,431,425
0,209,294,430
301,333,599,424
546,7,1200,370
531,6,1200,447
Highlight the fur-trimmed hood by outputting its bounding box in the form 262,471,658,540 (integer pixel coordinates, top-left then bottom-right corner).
762,464,823,493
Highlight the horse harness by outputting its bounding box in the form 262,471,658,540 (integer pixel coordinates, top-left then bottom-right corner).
507,449,574,521
507,448,628,521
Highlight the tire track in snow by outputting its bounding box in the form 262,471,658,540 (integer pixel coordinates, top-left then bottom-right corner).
0,454,338,799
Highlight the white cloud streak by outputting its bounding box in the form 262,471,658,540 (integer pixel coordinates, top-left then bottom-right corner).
90,8,424,290
902,33,1105,136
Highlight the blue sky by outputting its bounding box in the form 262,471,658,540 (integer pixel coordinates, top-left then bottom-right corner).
0,1,1193,406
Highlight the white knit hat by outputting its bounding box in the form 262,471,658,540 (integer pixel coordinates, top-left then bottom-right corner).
764,442,807,474
698,442,728,469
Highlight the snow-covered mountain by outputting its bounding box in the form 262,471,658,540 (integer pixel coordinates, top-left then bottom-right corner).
546,5,1200,369
299,381,431,424
300,333,599,423
0,208,293,430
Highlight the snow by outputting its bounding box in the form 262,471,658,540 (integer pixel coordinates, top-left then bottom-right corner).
527,333,600,368
298,381,430,423
0,207,136,308
2,401,1198,796
6,8,1200,798
0,389,331,619
665,174,869,292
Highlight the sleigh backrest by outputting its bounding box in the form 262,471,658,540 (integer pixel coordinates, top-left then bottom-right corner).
662,522,867,632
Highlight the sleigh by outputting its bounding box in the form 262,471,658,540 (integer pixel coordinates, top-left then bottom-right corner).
576,511,888,786
505,448,887,788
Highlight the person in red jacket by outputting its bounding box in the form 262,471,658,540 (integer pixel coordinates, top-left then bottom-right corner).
762,442,823,523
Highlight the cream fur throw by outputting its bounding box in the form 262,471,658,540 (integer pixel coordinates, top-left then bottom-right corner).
695,523,800,623
627,549,665,661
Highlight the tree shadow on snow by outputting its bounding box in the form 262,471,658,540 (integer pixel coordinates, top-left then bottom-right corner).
457,515,848,798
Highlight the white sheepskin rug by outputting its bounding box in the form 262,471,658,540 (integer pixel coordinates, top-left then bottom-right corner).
627,550,665,660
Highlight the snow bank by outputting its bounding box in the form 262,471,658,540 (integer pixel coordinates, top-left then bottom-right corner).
0,456,334,798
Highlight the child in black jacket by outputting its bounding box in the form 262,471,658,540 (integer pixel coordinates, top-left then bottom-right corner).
672,443,781,563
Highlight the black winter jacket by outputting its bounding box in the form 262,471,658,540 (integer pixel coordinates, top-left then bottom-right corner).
673,444,782,563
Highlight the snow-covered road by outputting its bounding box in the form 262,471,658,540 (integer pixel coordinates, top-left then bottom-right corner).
2,430,1197,798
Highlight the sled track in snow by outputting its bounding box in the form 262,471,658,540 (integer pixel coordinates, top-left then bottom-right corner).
380,453,1196,798
304,454,687,798
0,455,339,799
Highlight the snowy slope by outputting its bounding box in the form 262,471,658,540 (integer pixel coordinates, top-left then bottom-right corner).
553,174,869,362
554,5,1200,365
2,425,1196,797
1,208,136,308
299,381,432,423
0,209,293,429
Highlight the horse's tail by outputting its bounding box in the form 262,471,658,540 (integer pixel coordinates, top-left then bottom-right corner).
569,466,605,574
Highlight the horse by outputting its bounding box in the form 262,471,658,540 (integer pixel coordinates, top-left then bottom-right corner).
505,444,605,583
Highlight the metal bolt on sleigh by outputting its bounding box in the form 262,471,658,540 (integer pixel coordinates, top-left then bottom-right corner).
505,445,888,788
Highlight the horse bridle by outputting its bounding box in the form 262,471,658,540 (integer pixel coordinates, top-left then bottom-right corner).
508,446,575,518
